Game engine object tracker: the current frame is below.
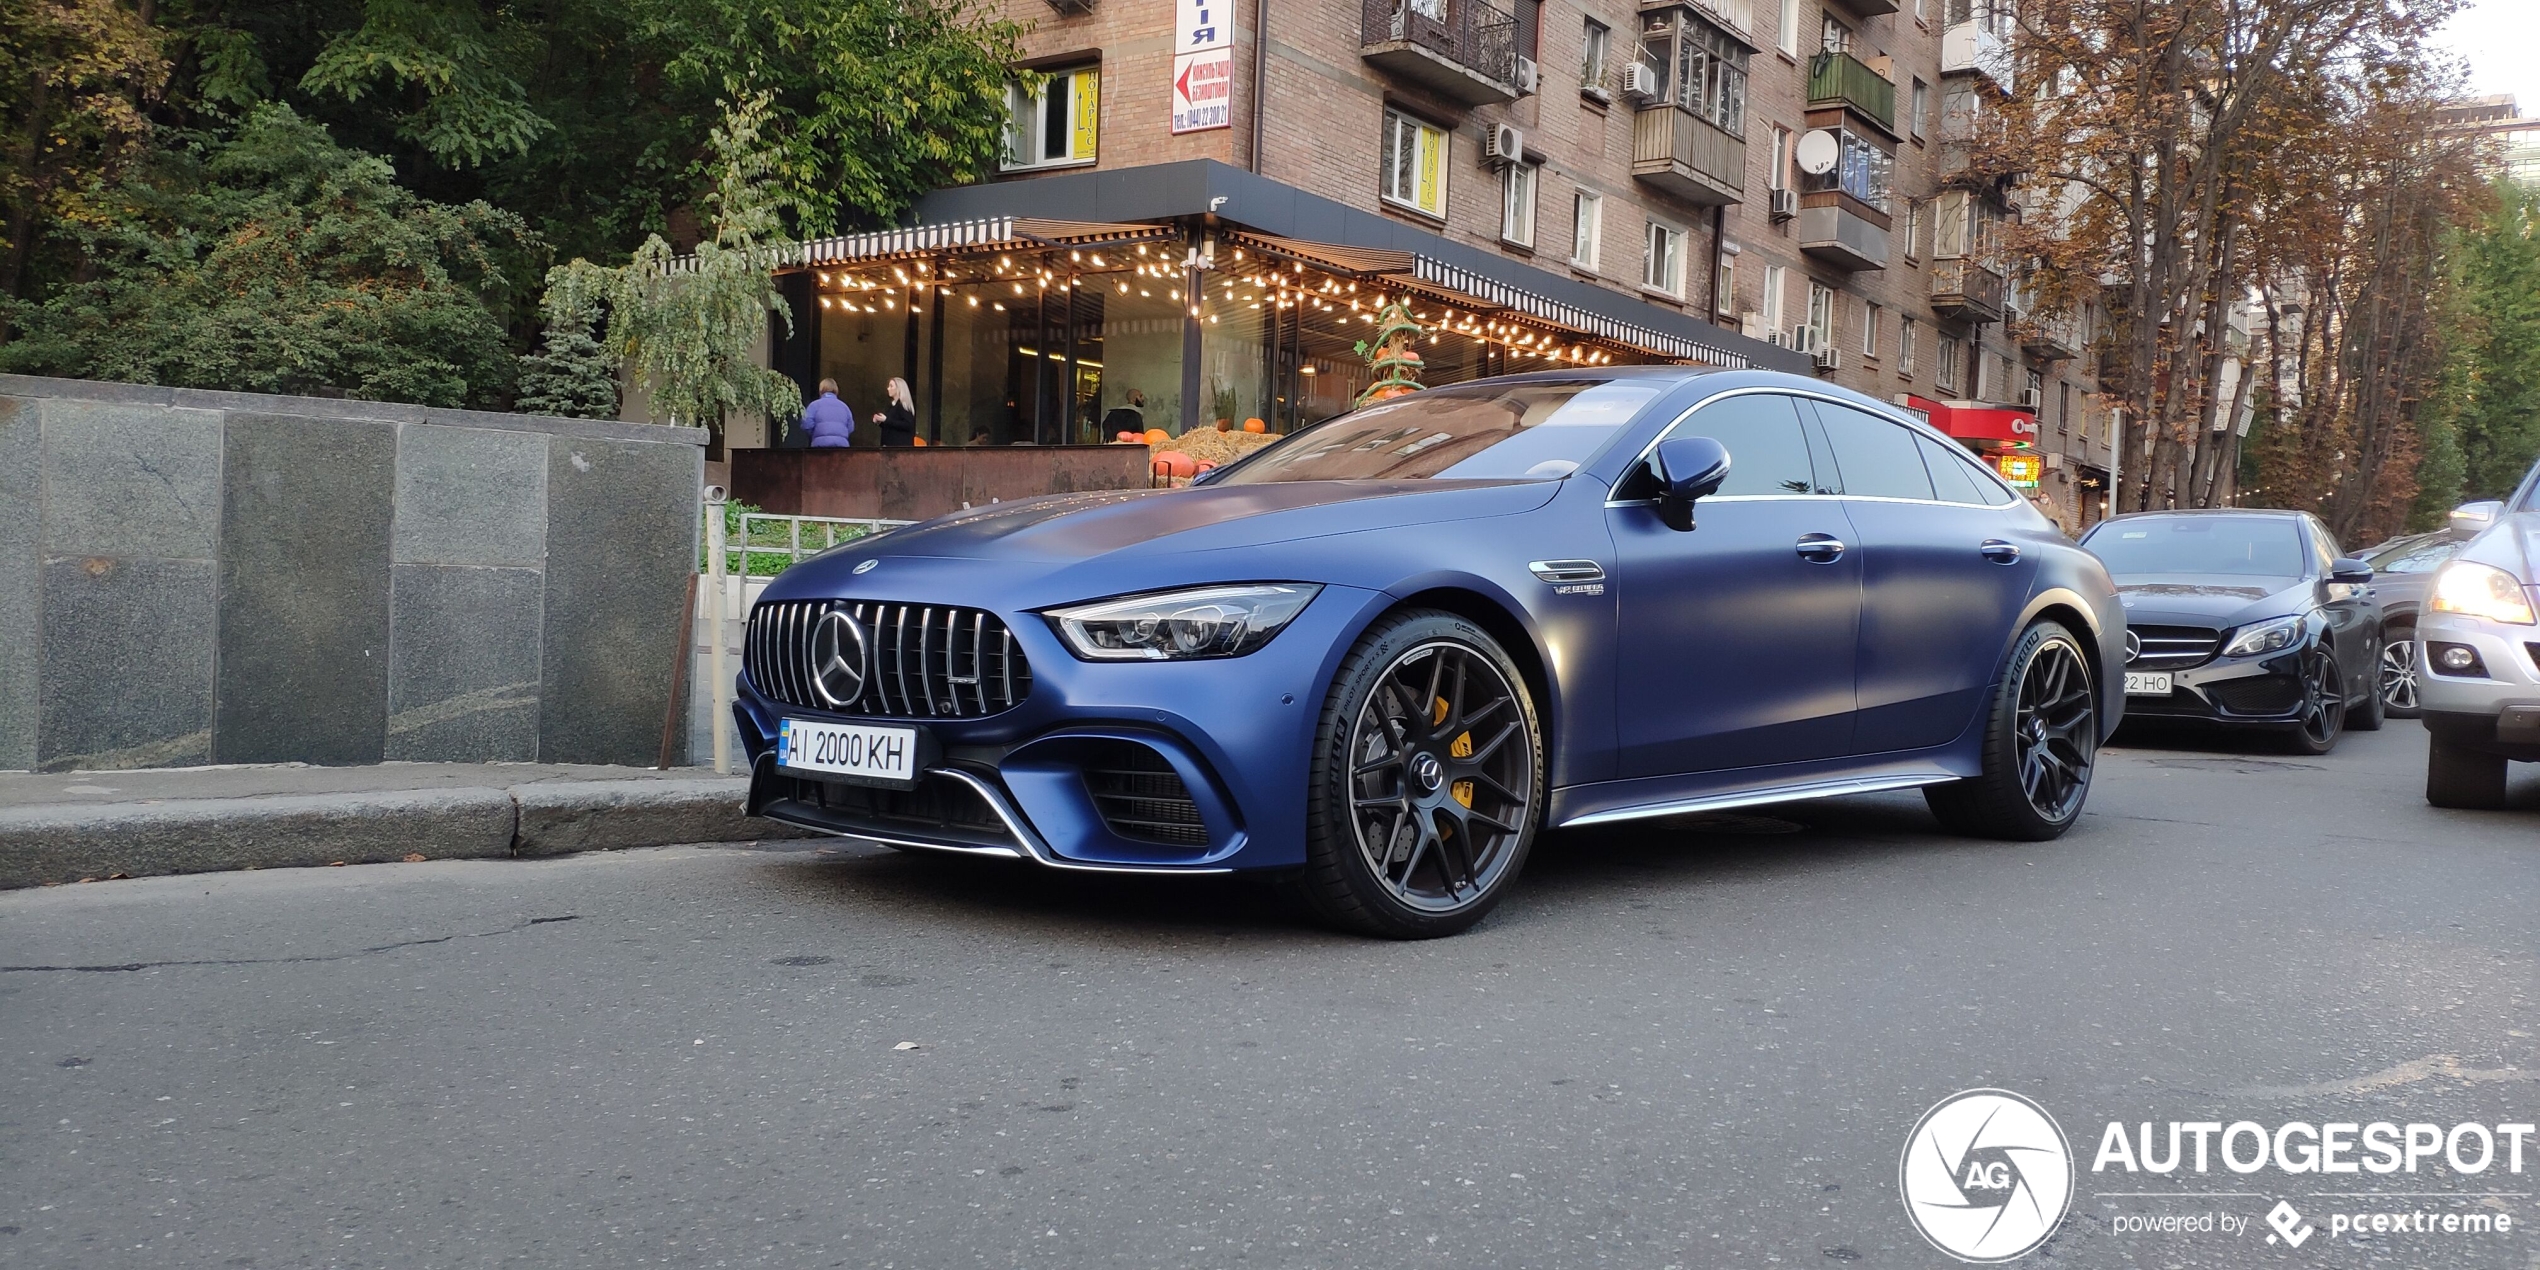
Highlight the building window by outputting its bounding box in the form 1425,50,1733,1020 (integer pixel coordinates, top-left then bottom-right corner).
1937,335,1962,393
1379,109,1449,218
2059,380,2072,432
1911,79,1930,138
1501,163,1537,246
1668,15,1750,135
1643,220,1686,296
1806,280,1835,351
1899,317,1918,377
1862,302,1881,356
1822,14,1852,54
1571,189,1602,269
1714,247,1736,316
1798,124,1895,212
1770,126,1792,190
1902,200,1923,261
1778,0,1799,56
1005,66,1100,170
1582,19,1611,93
1931,189,1999,259
1760,263,1786,335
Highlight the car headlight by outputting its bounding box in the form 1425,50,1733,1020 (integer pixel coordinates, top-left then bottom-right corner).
2222,614,2306,658
2429,560,2537,625
1046,584,1322,660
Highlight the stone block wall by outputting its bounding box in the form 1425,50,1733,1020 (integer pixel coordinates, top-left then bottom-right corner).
0,374,705,772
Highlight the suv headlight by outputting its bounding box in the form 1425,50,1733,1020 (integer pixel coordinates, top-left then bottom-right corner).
1046,584,1322,660
2222,614,2306,658
2429,561,2537,625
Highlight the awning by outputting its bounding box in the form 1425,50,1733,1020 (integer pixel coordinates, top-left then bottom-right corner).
1905,394,2038,447
794,217,1175,267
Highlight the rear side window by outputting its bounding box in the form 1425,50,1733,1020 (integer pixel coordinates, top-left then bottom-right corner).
1917,434,2018,506
1810,401,1935,501
1664,393,1819,497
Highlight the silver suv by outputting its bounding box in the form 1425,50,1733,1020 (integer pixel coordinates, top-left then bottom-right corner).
2416,462,2540,808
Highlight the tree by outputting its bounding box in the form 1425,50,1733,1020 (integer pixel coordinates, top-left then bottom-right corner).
1354,298,1427,407
513,292,618,419
0,103,534,407
543,91,798,440
0,0,168,301
2436,179,2540,501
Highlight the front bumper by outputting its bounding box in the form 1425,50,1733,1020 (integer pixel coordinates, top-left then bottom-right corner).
2414,610,2540,760
2119,648,2316,727
732,583,1385,873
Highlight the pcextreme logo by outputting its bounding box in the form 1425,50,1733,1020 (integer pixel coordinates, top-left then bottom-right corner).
1900,1089,2077,1263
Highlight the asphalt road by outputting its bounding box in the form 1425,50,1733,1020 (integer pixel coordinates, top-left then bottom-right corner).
4,720,2535,1269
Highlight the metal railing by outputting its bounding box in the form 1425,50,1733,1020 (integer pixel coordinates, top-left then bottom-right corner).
1362,0,1518,85
707,510,913,587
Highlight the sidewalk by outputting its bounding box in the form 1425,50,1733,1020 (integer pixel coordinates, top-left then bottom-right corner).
0,762,812,889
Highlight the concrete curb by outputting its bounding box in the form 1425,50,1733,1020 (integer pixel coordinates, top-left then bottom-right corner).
0,777,815,888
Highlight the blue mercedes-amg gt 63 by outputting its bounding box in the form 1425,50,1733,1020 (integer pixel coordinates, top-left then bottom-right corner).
737,368,2125,937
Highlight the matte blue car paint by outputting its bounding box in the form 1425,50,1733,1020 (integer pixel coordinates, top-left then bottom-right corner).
735,368,2127,872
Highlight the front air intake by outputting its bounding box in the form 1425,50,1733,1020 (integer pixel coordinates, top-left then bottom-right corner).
1082,742,1208,847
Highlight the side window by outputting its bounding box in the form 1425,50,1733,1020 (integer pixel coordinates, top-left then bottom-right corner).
1809,401,1935,501
1617,393,1817,499
2309,519,2338,572
1917,434,1985,504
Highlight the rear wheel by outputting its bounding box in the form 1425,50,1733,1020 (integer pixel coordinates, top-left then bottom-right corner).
2426,737,2511,809
1925,620,2098,841
1300,611,1544,939
2378,626,2421,718
2280,648,2346,755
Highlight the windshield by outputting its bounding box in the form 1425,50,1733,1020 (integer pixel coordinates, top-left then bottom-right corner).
2368,534,2459,574
2082,516,2306,578
1207,379,1664,485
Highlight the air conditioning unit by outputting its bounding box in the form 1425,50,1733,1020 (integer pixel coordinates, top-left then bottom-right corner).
1813,345,1843,373
1514,56,1540,96
1045,0,1094,12
1485,123,1525,166
1621,62,1660,101
1768,188,1799,222
1765,326,1790,349
1789,325,1818,354
2020,386,2043,408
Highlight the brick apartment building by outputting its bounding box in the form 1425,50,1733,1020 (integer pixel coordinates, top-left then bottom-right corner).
780,0,2118,529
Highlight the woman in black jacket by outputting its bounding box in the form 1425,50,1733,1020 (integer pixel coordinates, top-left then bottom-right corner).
872,377,919,445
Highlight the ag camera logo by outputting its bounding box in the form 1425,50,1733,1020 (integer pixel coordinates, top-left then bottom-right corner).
1901,1089,2075,1262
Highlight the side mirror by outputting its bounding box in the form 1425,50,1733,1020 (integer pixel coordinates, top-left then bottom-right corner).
2448,500,2503,539
2329,557,2374,585
1650,436,1731,530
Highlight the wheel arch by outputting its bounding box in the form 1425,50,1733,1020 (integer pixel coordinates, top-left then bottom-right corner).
1386,586,1558,761
2014,587,2117,741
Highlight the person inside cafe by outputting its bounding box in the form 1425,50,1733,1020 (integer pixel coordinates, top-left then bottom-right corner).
802,378,856,447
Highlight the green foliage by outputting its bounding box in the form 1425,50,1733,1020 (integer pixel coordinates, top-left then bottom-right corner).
0,104,534,408
544,93,799,432
2441,179,2540,501
298,0,552,168
514,293,618,419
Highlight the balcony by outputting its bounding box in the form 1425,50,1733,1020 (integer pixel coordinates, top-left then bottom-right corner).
1807,52,1897,134
1652,0,1760,43
1632,105,1747,206
2015,307,2083,360
1821,0,1899,14
1942,21,2014,94
1799,195,1889,271
1931,258,2007,322
1361,0,1520,106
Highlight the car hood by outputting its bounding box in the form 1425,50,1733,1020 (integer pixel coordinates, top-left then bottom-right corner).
847,478,1562,565
2113,574,2309,627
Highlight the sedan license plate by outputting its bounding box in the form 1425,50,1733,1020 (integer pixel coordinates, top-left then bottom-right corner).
777,718,922,786
2123,671,2173,697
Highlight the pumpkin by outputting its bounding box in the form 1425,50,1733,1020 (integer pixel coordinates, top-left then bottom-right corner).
1144,427,1171,445
1243,417,1267,433
1154,450,1197,478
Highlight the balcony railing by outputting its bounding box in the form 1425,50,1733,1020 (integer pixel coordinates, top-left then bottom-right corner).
1931,258,2007,322
1941,21,2014,93
1362,0,1520,105
1807,52,1896,134
1632,104,1747,206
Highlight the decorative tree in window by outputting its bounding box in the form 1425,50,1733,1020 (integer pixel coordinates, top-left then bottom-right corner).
1353,297,1427,406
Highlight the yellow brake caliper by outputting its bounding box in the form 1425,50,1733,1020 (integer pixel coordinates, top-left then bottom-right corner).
1433,696,1474,808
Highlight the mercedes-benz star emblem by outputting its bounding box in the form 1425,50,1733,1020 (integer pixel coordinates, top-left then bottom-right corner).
808,608,869,707
852,559,879,575
2123,630,2142,665
1411,752,1446,793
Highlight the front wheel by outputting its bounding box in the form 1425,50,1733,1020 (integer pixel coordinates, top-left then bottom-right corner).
1925,620,2099,840
1300,610,1545,939
2280,648,2346,755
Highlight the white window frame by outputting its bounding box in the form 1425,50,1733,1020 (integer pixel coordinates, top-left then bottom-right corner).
1582,19,1611,93
1004,67,1099,171
1643,220,1686,297
1902,200,1923,262
1500,163,1538,247
1570,189,1602,270
1911,79,1930,138
1769,125,1791,190
1760,263,1786,335
1899,317,1918,378
1937,335,1962,393
1379,108,1449,219
1713,245,1736,316
1861,301,1881,356
1778,0,1800,57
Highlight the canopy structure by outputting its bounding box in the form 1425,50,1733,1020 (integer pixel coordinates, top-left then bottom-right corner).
1904,393,2039,450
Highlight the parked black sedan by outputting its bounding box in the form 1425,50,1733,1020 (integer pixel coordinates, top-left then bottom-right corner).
2079,510,2383,753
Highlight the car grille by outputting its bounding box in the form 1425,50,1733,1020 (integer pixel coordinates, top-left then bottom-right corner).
746,600,1032,718
1083,742,1208,847
2130,624,2220,671
2207,675,2304,716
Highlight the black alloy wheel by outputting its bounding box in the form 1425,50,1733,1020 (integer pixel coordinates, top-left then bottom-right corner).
1301,611,1543,938
2378,630,2421,718
1926,620,2099,840
2283,647,2347,755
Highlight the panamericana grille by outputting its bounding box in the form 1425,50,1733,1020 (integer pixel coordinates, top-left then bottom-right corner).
746,600,1032,718
2129,624,2220,671
1083,742,1208,847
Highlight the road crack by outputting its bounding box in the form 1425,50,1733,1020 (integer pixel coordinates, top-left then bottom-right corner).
1,915,579,973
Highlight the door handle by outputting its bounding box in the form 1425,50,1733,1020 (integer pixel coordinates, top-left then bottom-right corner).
1979,539,2022,564
1795,533,1846,564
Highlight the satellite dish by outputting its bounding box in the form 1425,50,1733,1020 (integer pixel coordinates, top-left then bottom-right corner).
1795,129,1840,176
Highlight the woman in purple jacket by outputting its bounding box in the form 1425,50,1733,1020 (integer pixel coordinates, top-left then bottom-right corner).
801,379,856,447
